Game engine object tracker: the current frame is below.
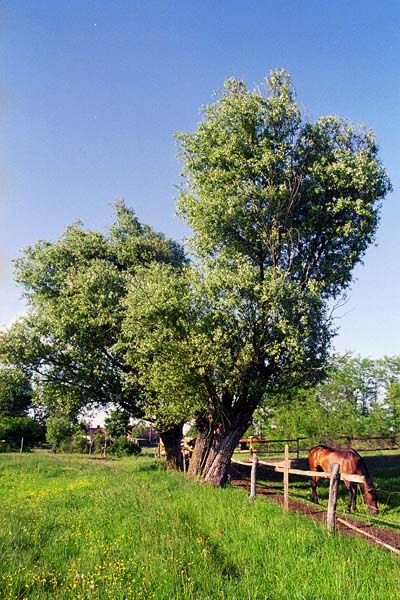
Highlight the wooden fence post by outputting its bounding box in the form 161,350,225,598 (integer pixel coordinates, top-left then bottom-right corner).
283,444,289,512
250,450,258,500
327,463,340,532
183,448,187,475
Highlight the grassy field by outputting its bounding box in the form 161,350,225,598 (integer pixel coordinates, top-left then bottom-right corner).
1,453,400,600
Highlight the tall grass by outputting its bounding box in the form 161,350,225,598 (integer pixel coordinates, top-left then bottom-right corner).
0,453,399,599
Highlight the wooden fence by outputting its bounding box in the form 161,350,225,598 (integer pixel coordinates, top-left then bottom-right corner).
237,434,400,459
232,444,400,556
233,444,366,532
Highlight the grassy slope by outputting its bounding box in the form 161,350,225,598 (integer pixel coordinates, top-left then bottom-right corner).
0,453,399,600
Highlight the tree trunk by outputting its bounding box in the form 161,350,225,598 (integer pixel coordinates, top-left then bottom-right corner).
188,410,253,486
187,427,212,478
202,424,249,486
160,423,184,471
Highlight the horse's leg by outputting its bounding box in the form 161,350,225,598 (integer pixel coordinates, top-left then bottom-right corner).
344,481,352,513
309,452,320,504
310,476,320,504
344,482,357,513
351,484,357,512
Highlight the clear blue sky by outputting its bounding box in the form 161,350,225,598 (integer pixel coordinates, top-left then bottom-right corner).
1,0,399,359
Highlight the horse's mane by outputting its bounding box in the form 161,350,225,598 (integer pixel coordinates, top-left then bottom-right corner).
353,452,375,485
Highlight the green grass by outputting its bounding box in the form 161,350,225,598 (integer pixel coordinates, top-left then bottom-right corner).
0,453,399,600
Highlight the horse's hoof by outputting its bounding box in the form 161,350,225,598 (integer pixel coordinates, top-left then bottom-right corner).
345,508,351,513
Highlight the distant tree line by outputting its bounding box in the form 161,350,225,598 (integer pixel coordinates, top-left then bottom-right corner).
250,355,400,440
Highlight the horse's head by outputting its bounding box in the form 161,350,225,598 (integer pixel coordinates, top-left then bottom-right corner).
365,488,379,514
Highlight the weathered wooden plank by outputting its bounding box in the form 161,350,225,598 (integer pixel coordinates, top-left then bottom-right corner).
258,459,290,468
274,466,365,484
232,458,366,484
327,464,340,532
274,467,331,478
283,445,289,512
250,452,258,500
339,473,366,484
231,459,252,467
337,517,400,557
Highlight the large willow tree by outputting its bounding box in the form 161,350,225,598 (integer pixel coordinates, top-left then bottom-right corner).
0,202,187,465
171,70,391,485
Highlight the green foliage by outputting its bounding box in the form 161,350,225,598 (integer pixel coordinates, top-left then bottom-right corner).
175,67,391,398
123,264,207,429
66,434,91,454
256,354,400,440
0,366,32,417
0,453,399,599
94,432,106,451
0,416,43,451
0,201,186,421
45,415,78,448
108,436,142,457
387,381,400,433
177,71,391,298
104,409,130,437
130,421,145,438
110,199,187,270
161,70,391,480
121,70,392,483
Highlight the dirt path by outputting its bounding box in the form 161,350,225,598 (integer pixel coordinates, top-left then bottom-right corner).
229,460,400,554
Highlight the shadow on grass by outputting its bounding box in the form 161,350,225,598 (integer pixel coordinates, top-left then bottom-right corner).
135,461,166,473
178,510,240,582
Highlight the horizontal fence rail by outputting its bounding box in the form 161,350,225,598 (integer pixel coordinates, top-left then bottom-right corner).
232,457,366,488
237,434,400,458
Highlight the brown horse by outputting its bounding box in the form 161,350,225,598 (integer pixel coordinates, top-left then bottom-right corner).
308,445,378,514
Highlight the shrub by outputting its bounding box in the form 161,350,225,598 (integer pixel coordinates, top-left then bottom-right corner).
0,416,43,451
109,436,142,457
94,432,106,454
46,416,79,451
59,434,91,454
